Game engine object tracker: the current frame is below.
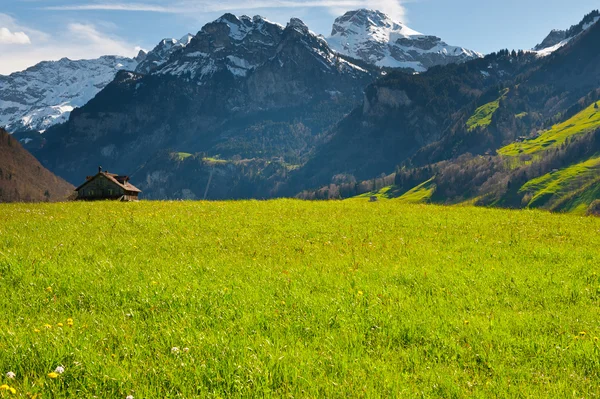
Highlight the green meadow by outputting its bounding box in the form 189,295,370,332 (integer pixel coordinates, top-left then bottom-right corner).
466,89,509,131
500,102,600,156
519,156,600,214
1,200,599,398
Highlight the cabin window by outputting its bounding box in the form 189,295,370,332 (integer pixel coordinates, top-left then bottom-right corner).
89,190,94,196
108,189,113,196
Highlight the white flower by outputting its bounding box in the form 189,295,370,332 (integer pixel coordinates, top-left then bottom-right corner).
126,396,134,399
6,371,16,379
171,347,180,353
183,347,190,353
54,366,65,374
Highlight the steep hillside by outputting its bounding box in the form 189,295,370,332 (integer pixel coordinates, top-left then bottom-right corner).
292,11,600,193
518,156,600,214
35,14,377,188
499,101,600,156
290,51,539,190
0,128,73,202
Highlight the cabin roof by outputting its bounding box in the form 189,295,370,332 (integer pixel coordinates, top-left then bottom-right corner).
75,172,142,193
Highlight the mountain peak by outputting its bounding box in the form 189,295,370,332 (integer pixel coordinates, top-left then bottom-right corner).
533,9,599,56
327,9,480,72
287,17,309,33
332,9,398,34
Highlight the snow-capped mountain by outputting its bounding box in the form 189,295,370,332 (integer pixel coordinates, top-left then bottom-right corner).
326,9,481,72
153,14,368,84
135,34,193,74
0,54,145,133
36,14,377,185
533,10,599,56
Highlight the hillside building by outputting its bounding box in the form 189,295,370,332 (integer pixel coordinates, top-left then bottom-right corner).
75,167,141,201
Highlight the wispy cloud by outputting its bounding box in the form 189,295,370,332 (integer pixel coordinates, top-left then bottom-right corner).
0,14,139,75
42,0,407,22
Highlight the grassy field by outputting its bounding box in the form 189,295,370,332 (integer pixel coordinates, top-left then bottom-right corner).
519,156,600,214
499,102,600,156
466,89,509,131
1,200,599,398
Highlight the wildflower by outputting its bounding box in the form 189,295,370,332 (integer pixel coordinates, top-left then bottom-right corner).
57,323,64,327
47,372,59,379
8,387,15,394
464,320,470,325
33,329,40,333
579,331,587,337
6,371,15,379
54,366,65,374
0,384,9,390
171,347,180,354
357,291,364,296
126,395,134,399
44,324,52,329
183,347,190,353
67,318,74,327
45,287,52,292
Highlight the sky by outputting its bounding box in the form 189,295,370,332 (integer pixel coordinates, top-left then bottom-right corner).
0,0,598,75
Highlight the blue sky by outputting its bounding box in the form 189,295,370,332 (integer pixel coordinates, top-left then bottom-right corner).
1,0,598,75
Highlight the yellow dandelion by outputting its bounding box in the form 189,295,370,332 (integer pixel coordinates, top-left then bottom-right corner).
464,320,470,325
357,291,364,296
594,337,598,342
579,331,586,337
47,372,59,379
33,328,40,333
9,387,16,394
57,323,64,327
67,318,74,327
151,281,159,285
45,286,52,292
44,324,52,329
0,385,9,390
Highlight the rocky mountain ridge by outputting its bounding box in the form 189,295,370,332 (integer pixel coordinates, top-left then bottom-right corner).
0,55,145,134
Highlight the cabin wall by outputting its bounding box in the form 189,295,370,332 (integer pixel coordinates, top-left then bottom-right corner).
77,176,125,200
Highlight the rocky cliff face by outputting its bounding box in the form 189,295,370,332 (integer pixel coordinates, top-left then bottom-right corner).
135,34,193,74
0,55,145,134
326,9,481,72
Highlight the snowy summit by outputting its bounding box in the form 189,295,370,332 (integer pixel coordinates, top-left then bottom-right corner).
326,9,481,72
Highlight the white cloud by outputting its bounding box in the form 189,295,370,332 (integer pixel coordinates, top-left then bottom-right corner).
0,27,31,44
0,14,139,75
43,0,407,22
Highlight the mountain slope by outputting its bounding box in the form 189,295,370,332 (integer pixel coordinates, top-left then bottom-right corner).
293,11,600,192
35,14,377,188
0,128,73,202
327,9,481,72
0,55,145,133
533,10,599,56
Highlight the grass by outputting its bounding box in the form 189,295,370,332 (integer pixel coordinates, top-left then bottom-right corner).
519,156,600,214
466,89,509,131
353,185,403,200
172,152,193,161
515,112,528,119
353,179,435,203
1,200,600,398
397,178,436,203
500,102,600,156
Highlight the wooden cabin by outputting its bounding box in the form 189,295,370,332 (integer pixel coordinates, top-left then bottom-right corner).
75,167,141,201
